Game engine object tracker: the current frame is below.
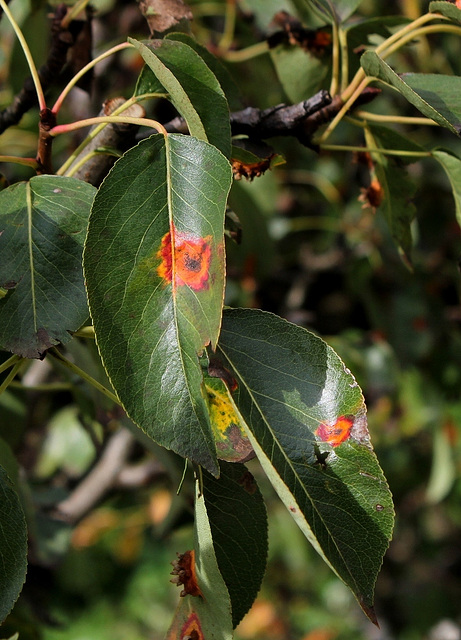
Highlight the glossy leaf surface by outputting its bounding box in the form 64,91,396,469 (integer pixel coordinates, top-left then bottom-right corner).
0,465,27,623
129,38,231,157
361,51,461,136
202,462,268,627
84,134,232,475
0,176,96,358
218,308,394,623
166,481,233,640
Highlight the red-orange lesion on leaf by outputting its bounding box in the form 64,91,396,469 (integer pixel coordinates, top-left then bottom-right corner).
180,613,204,640
157,225,212,291
171,550,203,598
315,415,354,447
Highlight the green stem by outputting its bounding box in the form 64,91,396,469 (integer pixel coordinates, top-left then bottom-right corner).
9,381,72,392
339,26,350,93
375,12,442,56
329,20,340,97
52,42,133,114
61,0,91,28
0,155,39,169
50,115,167,137
56,94,166,176
381,23,461,59
0,361,23,396
223,41,269,62
353,111,439,126
317,76,373,143
320,143,431,158
64,147,121,178
47,348,120,405
0,354,22,376
219,0,237,51
0,0,46,110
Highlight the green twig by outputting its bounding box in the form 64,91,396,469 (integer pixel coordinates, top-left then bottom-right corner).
381,23,461,59
339,27,350,93
219,0,237,52
47,348,120,406
0,0,46,110
60,0,90,28
50,115,167,138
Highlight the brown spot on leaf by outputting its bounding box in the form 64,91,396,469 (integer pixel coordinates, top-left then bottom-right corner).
170,550,203,598
268,11,331,55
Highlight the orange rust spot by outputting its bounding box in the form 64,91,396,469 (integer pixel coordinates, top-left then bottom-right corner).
180,612,204,640
157,225,212,291
315,416,354,447
231,155,275,181
170,550,203,598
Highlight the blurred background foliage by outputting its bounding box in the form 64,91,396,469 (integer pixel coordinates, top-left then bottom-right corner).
2,0,461,638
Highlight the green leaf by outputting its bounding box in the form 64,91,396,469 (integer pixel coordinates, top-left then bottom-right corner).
301,0,364,23
0,176,96,358
429,1,461,24
0,465,27,624
365,125,418,258
166,33,242,111
202,462,268,628
361,51,461,136
129,38,231,157
270,45,330,103
217,308,394,624
432,149,461,228
368,123,425,163
84,134,232,476
166,480,233,640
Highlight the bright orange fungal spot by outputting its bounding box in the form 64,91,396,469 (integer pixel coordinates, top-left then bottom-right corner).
157,225,212,291
315,415,354,447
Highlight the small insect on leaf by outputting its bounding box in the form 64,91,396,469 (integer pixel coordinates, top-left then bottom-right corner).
171,550,203,598
315,415,354,447
157,224,213,291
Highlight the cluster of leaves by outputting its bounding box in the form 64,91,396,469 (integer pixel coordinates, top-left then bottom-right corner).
2,0,461,638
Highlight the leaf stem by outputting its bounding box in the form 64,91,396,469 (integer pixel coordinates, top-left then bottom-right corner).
56,94,166,176
0,361,23,396
317,76,373,143
50,115,168,137
223,41,269,62
52,42,133,114
339,26,350,93
219,0,237,52
47,348,121,406
320,143,431,158
353,111,440,126
0,0,46,110
0,155,39,169
329,20,340,97
60,0,91,28
0,354,22,376
380,24,461,59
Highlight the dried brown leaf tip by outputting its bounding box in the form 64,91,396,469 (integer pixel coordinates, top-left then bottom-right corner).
171,550,203,598
268,11,331,55
138,0,192,35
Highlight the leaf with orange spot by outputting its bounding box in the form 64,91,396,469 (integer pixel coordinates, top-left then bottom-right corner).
84,134,232,475
166,480,233,640
217,308,394,625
